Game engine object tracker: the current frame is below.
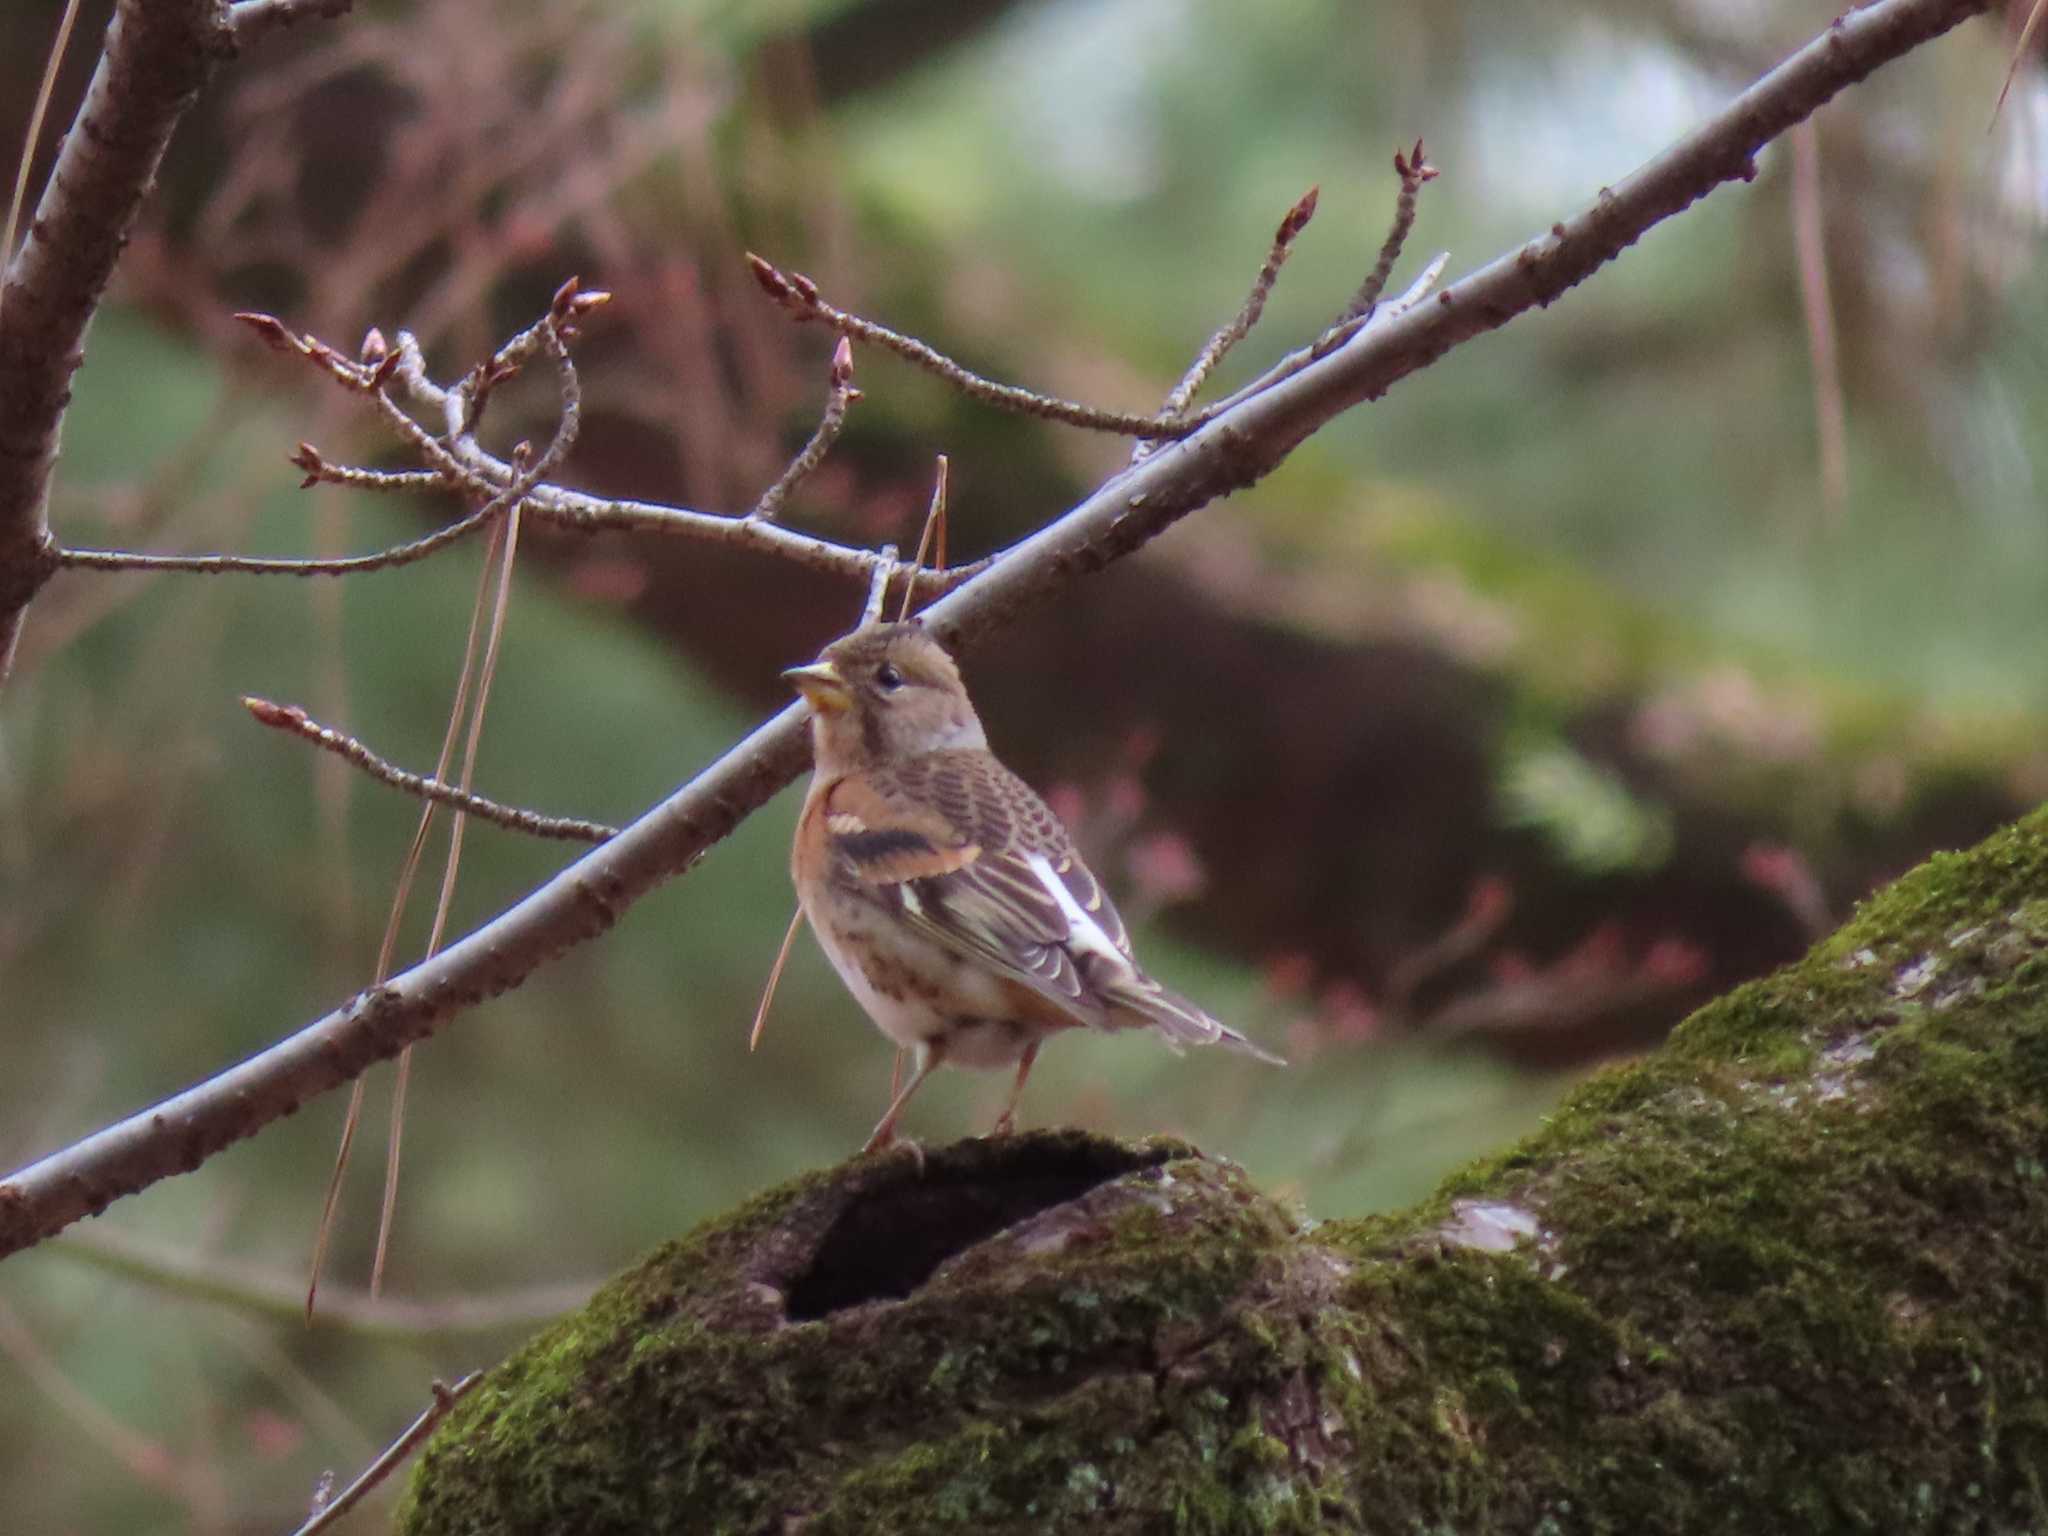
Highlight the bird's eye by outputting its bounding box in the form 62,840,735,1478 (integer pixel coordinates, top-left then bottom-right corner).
875,662,905,692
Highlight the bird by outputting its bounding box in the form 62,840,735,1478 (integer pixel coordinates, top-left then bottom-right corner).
782,619,1282,1154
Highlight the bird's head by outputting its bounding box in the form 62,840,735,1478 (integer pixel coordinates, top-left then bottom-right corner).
783,621,988,775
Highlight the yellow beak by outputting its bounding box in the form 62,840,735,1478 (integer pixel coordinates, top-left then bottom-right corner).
782,660,852,714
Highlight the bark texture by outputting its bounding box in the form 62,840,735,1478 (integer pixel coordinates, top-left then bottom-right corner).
400,806,2048,1533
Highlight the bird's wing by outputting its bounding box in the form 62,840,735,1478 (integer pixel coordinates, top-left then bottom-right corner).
827,756,1283,1062
824,758,1123,1024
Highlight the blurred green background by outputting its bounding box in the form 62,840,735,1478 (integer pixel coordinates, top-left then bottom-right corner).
2,0,2045,1529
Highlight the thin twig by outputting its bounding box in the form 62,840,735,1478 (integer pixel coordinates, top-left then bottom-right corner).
226,0,355,46
287,1372,483,1536
859,544,898,627
0,1294,187,1496
1224,250,1449,403
58,294,588,578
751,337,860,522
746,253,1221,440
0,0,232,680
1336,139,1439,326
288,446,446,496
0,0,1994,1263
1162,186,1320,422
59,298,976,595
56,503,507,577
243,698,616,843
46,1226,592,1340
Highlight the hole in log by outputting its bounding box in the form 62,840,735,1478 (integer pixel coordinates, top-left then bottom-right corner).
784,1138,1172,1320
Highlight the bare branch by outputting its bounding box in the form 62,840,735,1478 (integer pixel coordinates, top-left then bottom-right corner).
0,0,233,681
1163,186,1320,422
45,1226,592,1340
54,299,587,578
244,697,618,843
746,253,1218,439
288,1372,482,1536
1336,138,1439,326
55,503,507,578
859,544,899,627
226,0,355,47
0,0,1994,1263
56,298,979,597
751,336,860,523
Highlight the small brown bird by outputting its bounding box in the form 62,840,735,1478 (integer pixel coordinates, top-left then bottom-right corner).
784,621,1281,1153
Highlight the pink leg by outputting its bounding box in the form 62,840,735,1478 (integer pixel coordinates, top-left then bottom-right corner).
990,1040,1041,1137
863,1042,943,1155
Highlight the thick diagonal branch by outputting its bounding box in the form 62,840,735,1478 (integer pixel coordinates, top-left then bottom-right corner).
0,0,1994,1263
0,0,232,682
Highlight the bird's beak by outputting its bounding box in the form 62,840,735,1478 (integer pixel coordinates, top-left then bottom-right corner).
782,660,852,714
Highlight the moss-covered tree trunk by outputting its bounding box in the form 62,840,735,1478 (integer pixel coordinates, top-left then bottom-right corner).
399,806,2048,1534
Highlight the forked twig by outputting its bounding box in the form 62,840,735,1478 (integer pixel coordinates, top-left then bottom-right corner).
859,543,899,627
1336,139,1439,326
59,290,592,579
746,253,1220,440
751,337,860,523
1167,187,1320,419
287,1371,483,1536
243,698,617,843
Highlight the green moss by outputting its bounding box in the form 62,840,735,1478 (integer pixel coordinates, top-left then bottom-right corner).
403,809,2048,1534
399,1134,1352,1535
1313,804,2048,1532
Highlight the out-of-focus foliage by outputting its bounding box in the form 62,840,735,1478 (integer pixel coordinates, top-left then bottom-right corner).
1,0,2044,1530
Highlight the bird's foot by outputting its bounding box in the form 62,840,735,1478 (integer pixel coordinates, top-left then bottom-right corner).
861,1124,926,1173
988,1110,1017,1138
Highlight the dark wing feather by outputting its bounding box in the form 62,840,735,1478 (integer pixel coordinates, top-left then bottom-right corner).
827,753,1284,1063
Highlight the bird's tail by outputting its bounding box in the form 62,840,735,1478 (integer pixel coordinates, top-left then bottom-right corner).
1103,970,1286,1066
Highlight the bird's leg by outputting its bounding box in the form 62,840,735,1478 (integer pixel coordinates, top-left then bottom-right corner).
989,1040,1041,1138
889,1047,905,1100
863,1043,942,1155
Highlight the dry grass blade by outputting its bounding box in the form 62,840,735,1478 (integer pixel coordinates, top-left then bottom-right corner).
1992,0,2048,125
306,521,507,1319
749,907,806,1053
897,456,950,623
1790,121,1848,521
373,501,526,1297
0,0,85,320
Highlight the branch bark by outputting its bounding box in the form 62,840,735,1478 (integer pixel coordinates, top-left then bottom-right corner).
0,0,1995,1263
0,0,234,681
395,804,2048,1532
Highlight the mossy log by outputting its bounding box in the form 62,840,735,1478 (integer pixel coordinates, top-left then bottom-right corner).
399,806,2048,1534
